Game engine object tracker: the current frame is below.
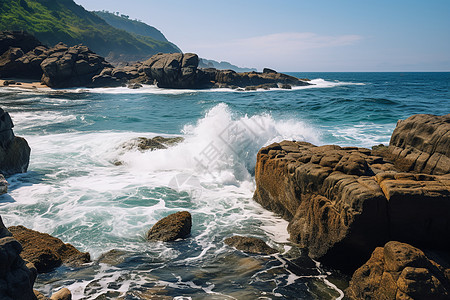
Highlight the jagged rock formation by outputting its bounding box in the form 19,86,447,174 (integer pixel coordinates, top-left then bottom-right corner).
9,225,91,273
1,31,310,90
345,241,450,299
224,236,278,255
146,211,192,242
0,216,37,300
0,107,31,176
253,114,450,272
377,114,450,175
40,43,113,88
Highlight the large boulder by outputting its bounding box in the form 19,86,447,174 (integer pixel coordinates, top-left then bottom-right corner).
0,107,31,176
139,53,310,89
0,216,37,300
378,114,450,175
253,139,450,271
41,43,113,88
8,225,91,273
345,241,450,299
146,211,192,242
141,53,205,89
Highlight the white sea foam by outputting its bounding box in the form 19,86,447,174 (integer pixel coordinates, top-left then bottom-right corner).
12,77,364,95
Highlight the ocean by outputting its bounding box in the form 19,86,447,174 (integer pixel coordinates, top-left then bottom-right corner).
1,72,449,299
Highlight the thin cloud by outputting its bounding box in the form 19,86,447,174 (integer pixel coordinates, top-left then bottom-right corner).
192,32,362,69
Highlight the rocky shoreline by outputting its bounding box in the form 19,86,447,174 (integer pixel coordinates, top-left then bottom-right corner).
1,103,449,298
1,31,310,90
253,113,450,298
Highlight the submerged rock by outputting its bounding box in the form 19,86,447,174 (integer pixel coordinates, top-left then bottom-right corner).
253,113,450,272
8,225,91,273
345,241,450,299
224,236,277,255
122,136,184,152
147,211,192,242
0,216,37,300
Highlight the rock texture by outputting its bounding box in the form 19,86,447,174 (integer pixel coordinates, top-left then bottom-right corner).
253,114,450,272
0,31,47,79
146,211,192,242
1,31,310,90
224,236,278,255
345,241,450,299
380,114,450,175
8,225,91,273
0,107,31,176
0,174,7,194
40,43,113,88
135,52,310,89
122,136,184,152
0,216,37,300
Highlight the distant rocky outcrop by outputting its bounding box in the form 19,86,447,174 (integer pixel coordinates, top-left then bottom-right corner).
0,216,37,300
8,225,91,273
224,236,278,255
1,31,310,90
253,114,450,272
345,241,450,299
146,211,192,242
0,107,31,176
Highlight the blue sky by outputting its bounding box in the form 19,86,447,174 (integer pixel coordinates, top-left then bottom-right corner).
75,0,450,71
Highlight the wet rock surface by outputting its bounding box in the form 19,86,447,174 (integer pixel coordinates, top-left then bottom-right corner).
8,225,91,273
146,211,192,242
0,216,37,300
253,114,450,272
0,107,31,176
224,236,278,255
122,136,184,152
345,241,450,299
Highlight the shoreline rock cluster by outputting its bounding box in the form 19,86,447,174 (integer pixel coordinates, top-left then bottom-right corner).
1,30,310,90
253,113,450,297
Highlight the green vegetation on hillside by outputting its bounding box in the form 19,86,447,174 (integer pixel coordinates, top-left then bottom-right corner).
0,0,180,61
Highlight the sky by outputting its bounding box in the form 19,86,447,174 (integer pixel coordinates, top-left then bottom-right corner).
75,0,450,72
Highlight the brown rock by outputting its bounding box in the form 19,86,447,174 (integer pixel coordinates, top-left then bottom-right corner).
224,236,277,255
346,241,450,299
382,114,450,175
253,138,450,272
146,211,192,242
8,225,90,273
50,288,71,300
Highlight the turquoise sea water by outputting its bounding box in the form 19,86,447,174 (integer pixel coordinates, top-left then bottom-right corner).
0,72,449,299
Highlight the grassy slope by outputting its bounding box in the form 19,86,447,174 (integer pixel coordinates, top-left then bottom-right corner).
0,0,180,60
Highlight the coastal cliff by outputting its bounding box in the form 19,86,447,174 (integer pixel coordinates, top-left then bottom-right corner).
253,114,450,273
